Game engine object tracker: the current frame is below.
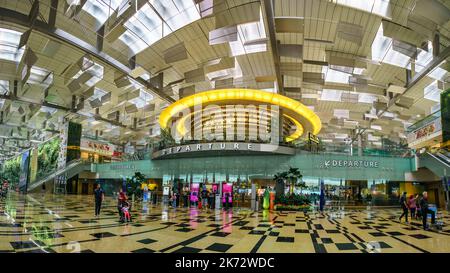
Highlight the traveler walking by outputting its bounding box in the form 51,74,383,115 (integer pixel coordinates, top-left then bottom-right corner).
399,192,409,223
94,184,105,217
420,191,436,230
118,188,128,222
416,194,422,220
201,188,208,209
408,194,417,219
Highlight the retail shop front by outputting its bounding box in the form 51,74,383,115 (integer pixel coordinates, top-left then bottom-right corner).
93,143,417,208
93,88,420,207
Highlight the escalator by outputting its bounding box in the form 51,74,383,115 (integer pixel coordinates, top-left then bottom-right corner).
419,149,450,177
26,159,92,193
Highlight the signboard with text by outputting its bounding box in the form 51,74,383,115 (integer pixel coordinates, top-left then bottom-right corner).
152,142,296,159
407,118,442,148
81,138,115,156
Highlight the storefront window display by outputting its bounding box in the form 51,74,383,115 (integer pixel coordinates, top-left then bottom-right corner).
222,183,233,209
190,183,199,204
80,138,115,164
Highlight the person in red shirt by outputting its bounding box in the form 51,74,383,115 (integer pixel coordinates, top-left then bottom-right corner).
118,188,128,222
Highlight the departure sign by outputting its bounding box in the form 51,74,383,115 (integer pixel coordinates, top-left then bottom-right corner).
152,142,296,159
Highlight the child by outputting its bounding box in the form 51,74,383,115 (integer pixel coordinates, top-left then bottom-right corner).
121,201,131,223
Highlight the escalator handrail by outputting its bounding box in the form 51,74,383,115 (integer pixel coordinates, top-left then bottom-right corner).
426,152,450,169
26,159,90,191
436,152,450,164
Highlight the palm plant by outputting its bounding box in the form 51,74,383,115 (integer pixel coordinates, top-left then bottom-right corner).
126,172,146,201
273,171,288,199
286,167,303,195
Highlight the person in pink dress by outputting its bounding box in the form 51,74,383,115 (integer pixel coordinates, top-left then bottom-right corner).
408,194,417,220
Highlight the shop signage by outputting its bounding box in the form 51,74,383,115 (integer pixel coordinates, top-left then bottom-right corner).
152,142,295,159
319,159,379,169
110,164,136,170
81,138,115,156
407,118,442,148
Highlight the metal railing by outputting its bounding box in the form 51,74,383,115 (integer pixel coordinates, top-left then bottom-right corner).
110,141,414,162
27,159,91,192
406,110,441,133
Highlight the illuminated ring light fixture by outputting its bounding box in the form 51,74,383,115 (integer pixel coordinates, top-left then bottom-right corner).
173,108,304,142
159,88,322,142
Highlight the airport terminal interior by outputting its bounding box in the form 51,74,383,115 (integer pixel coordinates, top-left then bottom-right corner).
0,0,450,254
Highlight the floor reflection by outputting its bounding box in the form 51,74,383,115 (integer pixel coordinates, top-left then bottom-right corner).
1,193,450,253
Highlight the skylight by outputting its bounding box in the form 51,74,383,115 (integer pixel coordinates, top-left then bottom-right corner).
322,66,350,84
424,80,442,102
0,28,25,62
129,90,153,108
0,80,8,95
117,0,131,17
370,125,382,131
428,66,448,81
334,133,348,139
82,0,122,29
206,59,242,80
331,0,392,18
89,87,108,101
371,25,410,68
40,106,58,114
119,3,166,55
229,9,267,57
358,93,377,104
353,68,365,75
150,0,200,31
73,61,104,87
27,66,53,87
334,109,349,119
119,1,200,55
414,41,433,73
320,89,342,101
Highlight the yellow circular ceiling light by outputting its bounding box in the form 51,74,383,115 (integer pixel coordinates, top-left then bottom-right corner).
174,110,305,142
159,88,321,141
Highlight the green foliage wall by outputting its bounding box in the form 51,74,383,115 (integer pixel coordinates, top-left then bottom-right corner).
0,137,61,186
36,137,61,181
1,156,21,185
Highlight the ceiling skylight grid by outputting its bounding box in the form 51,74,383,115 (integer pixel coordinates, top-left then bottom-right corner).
119,0,200,55
320,89,342,101
82,0,122,29
229,9,267,57
73,61,104,87
372,25,410,68
322,66,351,84
0,28,25,62
119,3,166,55
0,80,9,95
423,80,443,102
330,0,392,18
27,66,53,87
150,0,200,32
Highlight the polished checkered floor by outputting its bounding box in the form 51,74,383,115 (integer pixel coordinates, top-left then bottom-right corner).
1,193,450,253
